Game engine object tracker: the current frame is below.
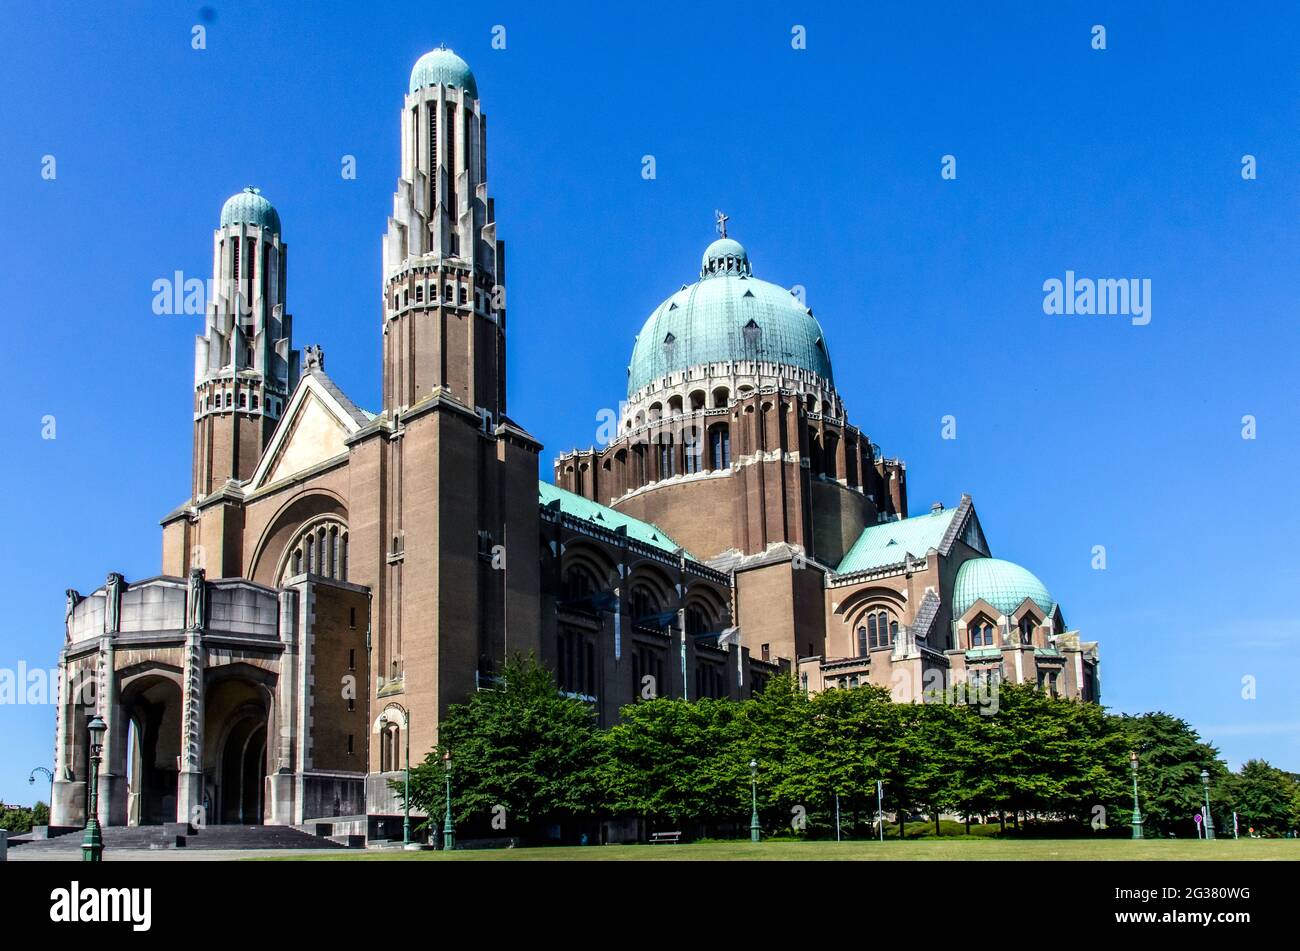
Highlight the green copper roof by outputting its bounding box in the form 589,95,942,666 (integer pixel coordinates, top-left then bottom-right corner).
539,481,689,557
952,557,1053,618
627,239,833,397
220,187,280,234
409,46,478,97
836,506,959,575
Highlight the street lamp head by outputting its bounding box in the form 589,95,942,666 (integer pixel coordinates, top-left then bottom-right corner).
1200,769,1209,782
86,715,107,752
1129,750,1138,768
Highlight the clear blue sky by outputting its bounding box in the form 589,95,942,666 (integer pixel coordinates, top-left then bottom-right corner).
1,1,1297,805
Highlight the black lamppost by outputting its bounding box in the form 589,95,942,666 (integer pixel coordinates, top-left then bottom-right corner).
28,766,53,786
442,750,456,851
1201,769,1215,840
749,759,760,843
82,716,106,862
1129,750,1143,840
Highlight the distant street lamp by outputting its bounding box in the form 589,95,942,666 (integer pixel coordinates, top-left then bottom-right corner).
1129,750,1143,840
82,716,107,862
1201,769,1215,840
28,766,53,786
749,759,760,843
442,750,456,851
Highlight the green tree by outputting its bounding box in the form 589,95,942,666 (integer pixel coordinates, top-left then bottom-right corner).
0,801,48,835
1116,712,1226,836
906,700,964,835
1217,760,1297,835
805,683,896,836
599,696,744,828
403,655,601,840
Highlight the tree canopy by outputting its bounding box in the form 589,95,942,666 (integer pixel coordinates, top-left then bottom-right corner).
395,661,1295,843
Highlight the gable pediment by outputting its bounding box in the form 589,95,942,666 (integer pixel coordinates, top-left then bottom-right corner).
249,372,366,490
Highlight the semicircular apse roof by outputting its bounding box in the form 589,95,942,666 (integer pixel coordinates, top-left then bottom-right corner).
952,557,1054,617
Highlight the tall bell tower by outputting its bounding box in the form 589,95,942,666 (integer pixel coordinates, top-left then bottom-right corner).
351,48,540,807
192,187,297,500
380,45,506,418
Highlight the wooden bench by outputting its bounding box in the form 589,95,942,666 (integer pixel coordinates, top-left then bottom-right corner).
649,831,682,844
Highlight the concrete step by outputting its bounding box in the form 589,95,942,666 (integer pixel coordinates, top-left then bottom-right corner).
10,823,352,852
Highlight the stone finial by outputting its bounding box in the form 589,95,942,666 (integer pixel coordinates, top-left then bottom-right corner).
302,344,325,371
64,589,81,642
186,568,207,632
104,572,124,635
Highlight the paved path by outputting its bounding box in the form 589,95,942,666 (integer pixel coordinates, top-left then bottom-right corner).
6,846,359,861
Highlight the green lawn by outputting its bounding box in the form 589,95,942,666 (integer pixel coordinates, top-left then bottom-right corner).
284,838,1300,861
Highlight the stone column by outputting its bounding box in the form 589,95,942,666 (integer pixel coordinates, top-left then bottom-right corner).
49,642,82,829
268,587,299,825
97,636,129,825
98,573,127,826
833,426,847,483
176,632,205,827
176,569,206,827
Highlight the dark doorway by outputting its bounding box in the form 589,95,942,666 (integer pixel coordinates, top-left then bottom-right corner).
218,715,267,824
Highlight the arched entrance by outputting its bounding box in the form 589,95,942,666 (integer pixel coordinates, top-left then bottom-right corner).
218,711,267,824
119,671,183,826
204,668,274,826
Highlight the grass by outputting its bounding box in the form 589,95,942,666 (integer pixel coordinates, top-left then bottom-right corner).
281,837,1300,861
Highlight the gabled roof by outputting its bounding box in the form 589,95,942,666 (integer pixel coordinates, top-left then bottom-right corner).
836,505,959,575
539,482,688,558
247,369,370,491
910,589,942,641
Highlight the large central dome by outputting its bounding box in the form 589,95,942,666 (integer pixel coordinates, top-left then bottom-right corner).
627,236,833,398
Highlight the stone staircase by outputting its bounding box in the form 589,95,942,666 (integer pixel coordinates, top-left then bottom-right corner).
9,823,353,853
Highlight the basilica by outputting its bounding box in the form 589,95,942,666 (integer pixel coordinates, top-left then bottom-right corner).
49,47,1099,836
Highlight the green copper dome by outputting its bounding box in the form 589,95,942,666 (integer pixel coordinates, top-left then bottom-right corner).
409,46,478,98
220,187,280,234
628,237,833,397
952,557,1054,618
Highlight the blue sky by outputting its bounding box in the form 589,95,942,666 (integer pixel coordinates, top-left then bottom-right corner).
1,1,1297,805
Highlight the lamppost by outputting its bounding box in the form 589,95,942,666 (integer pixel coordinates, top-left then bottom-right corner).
749,759,760,843
1129,750,1143,840
28,766,53,786
82,716,106,862
442,750,456,851
1200,769,1215,840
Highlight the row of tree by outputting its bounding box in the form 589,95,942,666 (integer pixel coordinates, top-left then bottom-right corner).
0,801,49,836
403,658,1300,842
